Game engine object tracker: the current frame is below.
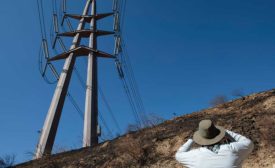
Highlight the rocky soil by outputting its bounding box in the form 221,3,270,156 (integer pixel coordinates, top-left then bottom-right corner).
15,89,275,168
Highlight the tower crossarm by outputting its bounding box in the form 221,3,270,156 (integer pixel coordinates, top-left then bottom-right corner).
48,46,115,62
36,0,118,159
59,29,114,38
64,12,114,23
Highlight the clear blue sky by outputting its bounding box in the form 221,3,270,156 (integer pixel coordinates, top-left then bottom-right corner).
0,0,275,164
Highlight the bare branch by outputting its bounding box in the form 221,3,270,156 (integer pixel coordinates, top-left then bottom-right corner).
0,154,16,168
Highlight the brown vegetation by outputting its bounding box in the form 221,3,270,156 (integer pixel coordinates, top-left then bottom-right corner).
14,89,275,168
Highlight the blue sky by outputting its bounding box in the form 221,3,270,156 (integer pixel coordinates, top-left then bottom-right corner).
0,0,275,164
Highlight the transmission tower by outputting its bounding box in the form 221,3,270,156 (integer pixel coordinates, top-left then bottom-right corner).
35,0,115,158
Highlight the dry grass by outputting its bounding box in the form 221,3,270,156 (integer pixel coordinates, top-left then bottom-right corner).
14,89,275,168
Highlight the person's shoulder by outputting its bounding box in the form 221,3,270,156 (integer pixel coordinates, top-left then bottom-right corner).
190,147,206,153
220,143,235,151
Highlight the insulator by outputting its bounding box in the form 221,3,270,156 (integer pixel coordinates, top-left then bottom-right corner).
114,37,118,55
115,36,120,54
115,60,125,78
118,38,122,53
53,14,59,33
113,13,120,32
62,0,67,13
114,36,122,55
113,39,117,56
52,0,58,15
112,0,119,11
42,39,50,59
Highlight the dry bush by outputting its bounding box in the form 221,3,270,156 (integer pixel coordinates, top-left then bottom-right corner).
126,124,140,133
0,154,15,168
144,113,165,127
126,113,165,133
232,89,246,99
210,95,228,107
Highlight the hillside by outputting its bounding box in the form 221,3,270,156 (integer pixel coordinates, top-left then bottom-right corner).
15,89,275,168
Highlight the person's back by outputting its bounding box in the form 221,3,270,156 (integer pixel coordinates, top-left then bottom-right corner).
175,120,254,168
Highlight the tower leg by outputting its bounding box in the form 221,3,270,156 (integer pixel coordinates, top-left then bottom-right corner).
35,55,76,158
83,54,98,147
83,0,99,147
35,0,92,159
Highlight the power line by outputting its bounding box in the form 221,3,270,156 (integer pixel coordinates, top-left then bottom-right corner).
37,0,47,39
67,93,84,120
99,88,122,133
120,75,143,127
67,91,114,139
73,64,122,134
99,113,114,138
113,0,149,127
113,0,143,127
49,1,116,138
120,0,127,33
36,0,120,157
51,0,58,14
50,45,116,138
73,66,86,90
37,0,148,150
121,40,149,124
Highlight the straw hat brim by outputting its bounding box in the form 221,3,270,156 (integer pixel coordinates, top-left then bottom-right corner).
193,126,226,146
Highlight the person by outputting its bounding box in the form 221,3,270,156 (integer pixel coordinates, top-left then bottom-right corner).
175,119,254,168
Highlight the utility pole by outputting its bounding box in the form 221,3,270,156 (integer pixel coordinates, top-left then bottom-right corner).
35,0,114,159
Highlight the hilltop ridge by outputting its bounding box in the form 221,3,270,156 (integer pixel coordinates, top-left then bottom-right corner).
15,89,275,168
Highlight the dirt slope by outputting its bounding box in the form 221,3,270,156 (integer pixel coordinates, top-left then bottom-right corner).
15,89,275,168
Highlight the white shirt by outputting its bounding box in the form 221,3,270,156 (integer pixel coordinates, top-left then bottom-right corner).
175,130,254,168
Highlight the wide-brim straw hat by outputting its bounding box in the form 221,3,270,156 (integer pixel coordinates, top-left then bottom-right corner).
193,120,225,146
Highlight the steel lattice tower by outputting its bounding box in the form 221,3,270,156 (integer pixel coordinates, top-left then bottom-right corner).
35,0,115,158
